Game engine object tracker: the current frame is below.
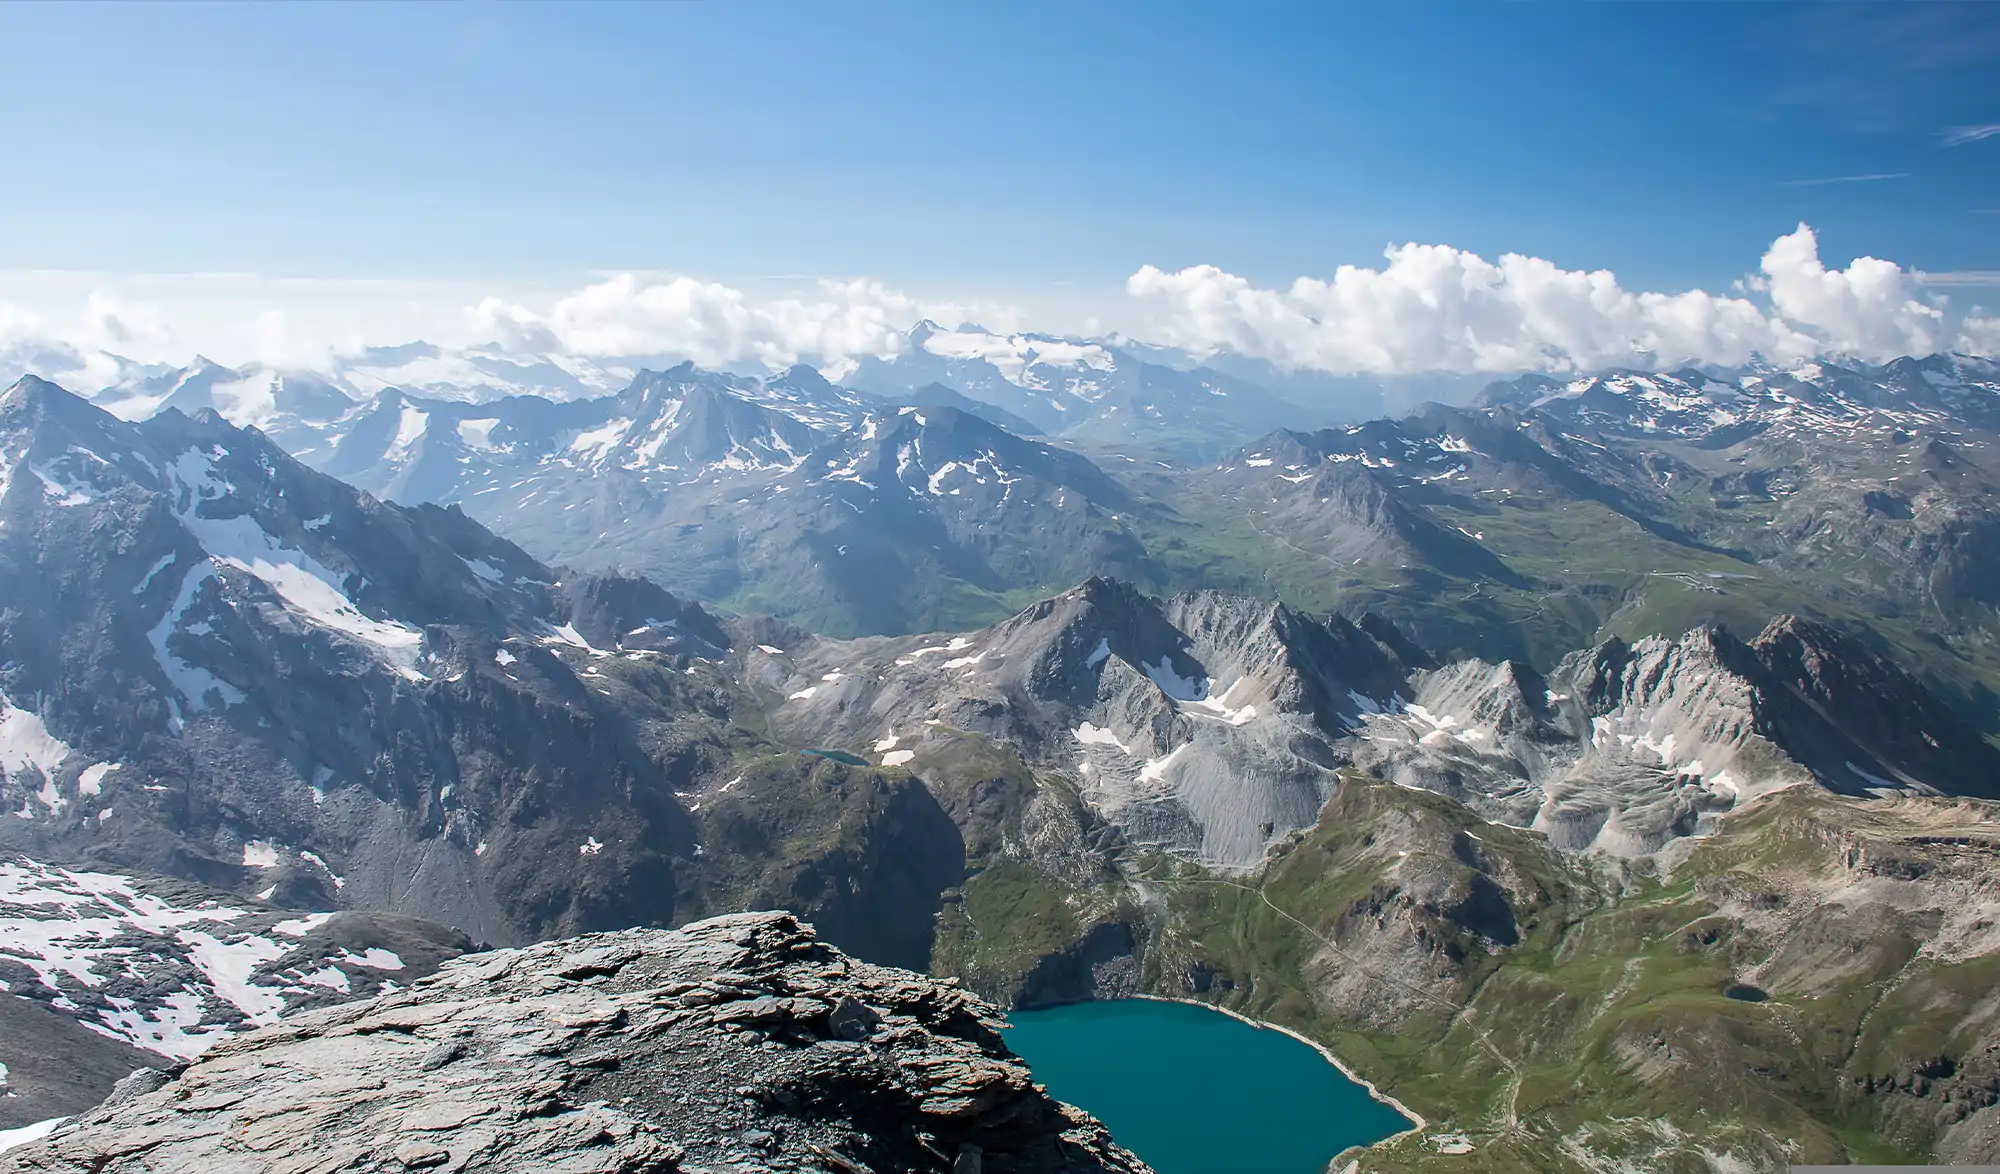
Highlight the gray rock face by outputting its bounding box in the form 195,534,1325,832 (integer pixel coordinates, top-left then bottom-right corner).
2,911,1152,1174
1347,617,2000,861
764,578,1414,869
1209,429,1523,586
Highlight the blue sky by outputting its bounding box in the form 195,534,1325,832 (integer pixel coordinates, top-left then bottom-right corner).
2,1,1993,288
0,1,1994,372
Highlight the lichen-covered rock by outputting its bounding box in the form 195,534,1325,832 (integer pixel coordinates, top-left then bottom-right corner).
2,911,1152,1174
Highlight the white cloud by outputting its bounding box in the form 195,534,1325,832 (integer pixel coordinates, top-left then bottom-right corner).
0,269,1006,388
466,274,1004,369
1961,311,2000,356
1776,172,1907,186
1759,225,1944,361
0,271,533,387
0,225,1988,392
1126,224,1968,374
1941,123,2000,147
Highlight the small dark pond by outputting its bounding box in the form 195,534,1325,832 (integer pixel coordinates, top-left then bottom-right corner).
800,748,868,766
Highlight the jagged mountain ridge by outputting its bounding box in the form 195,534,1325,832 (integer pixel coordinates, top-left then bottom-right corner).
228,362,1153,636
757,577,1424,868
739,572,2000,870
50,346,2000,669
1349,613,2000,860
1476,353,2000,438
442,399,1161,637
14,344,640,417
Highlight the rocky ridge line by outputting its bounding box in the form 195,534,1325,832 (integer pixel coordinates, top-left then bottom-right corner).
3,911,1152,1174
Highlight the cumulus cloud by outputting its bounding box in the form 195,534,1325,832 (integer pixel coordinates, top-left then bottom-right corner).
1961,310,2000,355
0,226,1989,388
464,275,998,369
0,267,1007,388
0,272,527,386
1758,226,1944,360
1127,224,1967,374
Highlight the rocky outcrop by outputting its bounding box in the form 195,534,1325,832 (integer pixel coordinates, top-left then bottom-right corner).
3,911,1152,1174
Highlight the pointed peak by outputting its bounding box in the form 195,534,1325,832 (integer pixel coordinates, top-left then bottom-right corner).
5,372,66,403
1,373,93,419
774,363,832,389
1070,575,1147,611
1751,613,1853,658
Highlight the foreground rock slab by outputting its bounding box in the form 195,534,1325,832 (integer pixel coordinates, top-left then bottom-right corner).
1,911,1151,1174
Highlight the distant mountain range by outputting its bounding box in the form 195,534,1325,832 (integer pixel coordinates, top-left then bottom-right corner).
1,320,1466,459
15,337,2000,667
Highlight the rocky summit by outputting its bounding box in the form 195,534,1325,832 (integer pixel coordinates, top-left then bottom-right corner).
1,911,1152,1174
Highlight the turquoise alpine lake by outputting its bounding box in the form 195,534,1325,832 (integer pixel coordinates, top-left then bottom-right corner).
1004,999,1414,1174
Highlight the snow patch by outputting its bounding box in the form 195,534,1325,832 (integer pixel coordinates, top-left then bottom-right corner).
340,948,403,971
0,693,73,815
1183,679,1259,726
0,1118,67,1155
1138,743,1189,784
1141,655,1208,702
1072,723,1132,754
75,764,116,800
133,554,177,595
168,463,426,681
461,557,506,583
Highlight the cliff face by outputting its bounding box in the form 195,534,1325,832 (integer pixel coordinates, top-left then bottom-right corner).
2,911,1152,1174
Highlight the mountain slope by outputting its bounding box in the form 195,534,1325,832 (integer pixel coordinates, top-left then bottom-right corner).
444,402,1163,637
1350,616,2000,860
841,322,1308,458
0,377,963,958
753,578,1415,868
0,854,471,1124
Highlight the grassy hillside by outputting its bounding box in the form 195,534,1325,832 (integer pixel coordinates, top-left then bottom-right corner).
932,767,2000,1171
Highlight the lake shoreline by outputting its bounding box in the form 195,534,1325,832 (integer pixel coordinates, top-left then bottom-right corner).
1125,994,1428,1148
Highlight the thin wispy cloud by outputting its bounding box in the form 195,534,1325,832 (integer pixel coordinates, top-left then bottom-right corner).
1941,123,2000,146
1918,271,2000,287
1777,172,1908,187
